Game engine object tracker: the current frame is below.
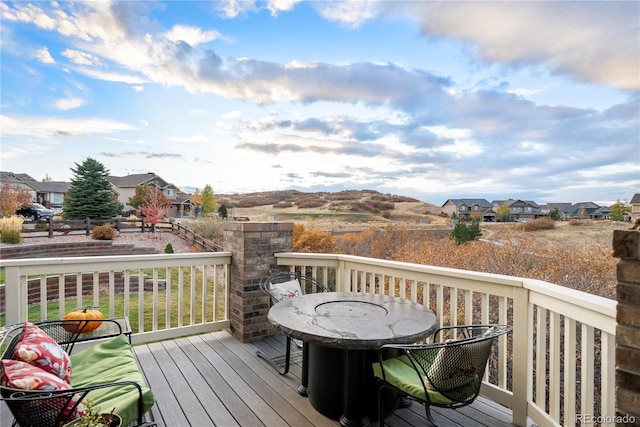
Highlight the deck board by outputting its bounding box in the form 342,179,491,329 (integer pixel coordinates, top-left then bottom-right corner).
141,331,515,427
0,330,516,427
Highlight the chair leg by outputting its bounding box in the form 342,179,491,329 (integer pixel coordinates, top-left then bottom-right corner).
377,383,385,427
282,337,291,375
424,404,438,427
255,336,292,375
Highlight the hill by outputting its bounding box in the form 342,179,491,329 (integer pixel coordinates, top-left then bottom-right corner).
216,190,449,233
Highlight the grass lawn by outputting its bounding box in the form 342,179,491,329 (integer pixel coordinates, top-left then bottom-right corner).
0,267,226,333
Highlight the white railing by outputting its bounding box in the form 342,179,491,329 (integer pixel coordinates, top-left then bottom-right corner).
275,253,617,427
1,252,231,344
0,250,616,426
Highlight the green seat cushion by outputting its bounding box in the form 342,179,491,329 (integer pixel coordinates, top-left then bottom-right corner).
70,334,154,426
373,355,455,406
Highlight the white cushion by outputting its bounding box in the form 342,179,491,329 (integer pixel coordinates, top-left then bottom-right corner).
269,279,302,301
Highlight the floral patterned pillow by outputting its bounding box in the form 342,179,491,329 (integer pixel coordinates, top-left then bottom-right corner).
269,279,303,301
1,360,86,421
14,322,72,383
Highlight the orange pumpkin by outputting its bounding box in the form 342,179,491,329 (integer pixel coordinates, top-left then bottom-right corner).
63,306,104,333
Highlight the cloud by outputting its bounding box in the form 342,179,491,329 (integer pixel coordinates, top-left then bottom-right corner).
215,0,301,18
387,1,640,90
53,97,85,110
1,114,136,138
35,47,55,64
100,151,183,159
164,25,226,46
62,49,103,66
73,67,147,84
314,1,375,28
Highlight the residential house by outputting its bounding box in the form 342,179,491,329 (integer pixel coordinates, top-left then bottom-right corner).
561,201,612,220
630,193,640,222
441,198,496,222
492,199,544,221
543,202,572,218
107,173,196,218
0,171,68,206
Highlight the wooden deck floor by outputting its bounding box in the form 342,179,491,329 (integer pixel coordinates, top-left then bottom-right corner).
136,330,515,427
0,330,515,426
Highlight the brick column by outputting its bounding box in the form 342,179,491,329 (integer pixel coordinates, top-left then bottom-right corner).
223,221,294,343
613,230,640,425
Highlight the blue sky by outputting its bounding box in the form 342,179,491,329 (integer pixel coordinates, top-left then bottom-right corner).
1,1,638,206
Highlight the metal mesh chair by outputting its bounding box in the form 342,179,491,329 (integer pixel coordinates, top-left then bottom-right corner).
256,271,331,375
374,325,511,426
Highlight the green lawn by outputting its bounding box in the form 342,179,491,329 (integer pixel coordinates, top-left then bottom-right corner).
0,267,226,332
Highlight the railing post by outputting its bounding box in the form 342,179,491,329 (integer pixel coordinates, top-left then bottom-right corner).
613,230,640,423
3,266,24,324
223,221,294,343
511,286,530,426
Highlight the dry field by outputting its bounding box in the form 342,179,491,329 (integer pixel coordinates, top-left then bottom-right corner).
480,219,632,252
222,188,629,253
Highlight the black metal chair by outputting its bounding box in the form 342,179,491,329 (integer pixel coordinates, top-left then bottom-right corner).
374,324,511,426
256,271,331,376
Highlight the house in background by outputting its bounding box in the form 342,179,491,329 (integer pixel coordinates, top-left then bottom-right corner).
560,201,612,220
441,198,496,222
491,199,545,221
107,173,196,218
630,193,640,222
0,172,68,206
543,203,572,218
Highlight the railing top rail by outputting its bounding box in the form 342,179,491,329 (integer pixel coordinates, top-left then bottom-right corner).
276,252,525,288
524,277,616,317
0,251,232,268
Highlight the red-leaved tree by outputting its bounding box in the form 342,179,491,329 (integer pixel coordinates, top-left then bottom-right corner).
138,186,170,228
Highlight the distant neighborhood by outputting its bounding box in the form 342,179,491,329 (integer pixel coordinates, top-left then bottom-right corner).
1,170,638,223
441,198,637,222
1,171,198,219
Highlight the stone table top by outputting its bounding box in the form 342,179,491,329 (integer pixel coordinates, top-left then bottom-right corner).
268,292,437,349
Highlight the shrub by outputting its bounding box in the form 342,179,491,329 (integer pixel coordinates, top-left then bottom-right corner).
451,221,482,244
273,201,294,208
164,243,174,253
569,220,583,226
186,217,224,241
91,224,116,240
0,215,24,243
34,221,49,230
522,218,556,231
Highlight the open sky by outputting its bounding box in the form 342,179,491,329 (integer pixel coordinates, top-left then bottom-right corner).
1,1,638,206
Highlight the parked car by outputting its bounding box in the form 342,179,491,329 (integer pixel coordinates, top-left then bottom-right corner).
16,203,54,220
51,204,64,216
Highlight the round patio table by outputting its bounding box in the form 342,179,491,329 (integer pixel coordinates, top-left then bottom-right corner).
268,292,437,427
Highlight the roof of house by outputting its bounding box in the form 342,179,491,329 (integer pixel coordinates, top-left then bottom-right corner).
108,173,178,190
0,172,68,193
630,193,640,204
443,198,493,208
563,202,611,215
31,181,70,193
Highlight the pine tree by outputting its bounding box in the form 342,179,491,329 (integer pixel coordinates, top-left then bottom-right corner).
63,158,119,219
218,204,228,218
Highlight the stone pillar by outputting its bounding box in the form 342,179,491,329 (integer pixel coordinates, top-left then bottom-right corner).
613,230,640,425
223,221,294,343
